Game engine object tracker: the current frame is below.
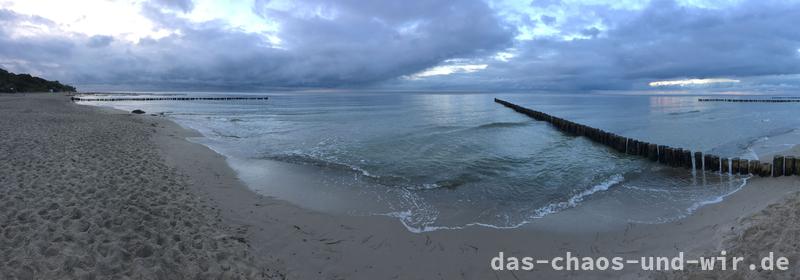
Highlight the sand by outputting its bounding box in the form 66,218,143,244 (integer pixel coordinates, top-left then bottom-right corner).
0,94,279,279
3,93,799,279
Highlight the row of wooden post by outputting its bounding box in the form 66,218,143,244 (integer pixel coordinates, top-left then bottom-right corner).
71,96,269,102
698,98,800,103
495,98,792,177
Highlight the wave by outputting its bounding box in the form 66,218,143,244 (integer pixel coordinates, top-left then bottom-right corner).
685,175,749,214
625,175,751,224
414,173,482,190
383,174,626,233
210,129,242,139
472,121,531,130
668,110,701,116
736,127,800,160
264,153,493,191
264,153,380,179
531,174,624,218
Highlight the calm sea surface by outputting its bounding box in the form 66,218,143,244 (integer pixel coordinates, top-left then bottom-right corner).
81,91,800,232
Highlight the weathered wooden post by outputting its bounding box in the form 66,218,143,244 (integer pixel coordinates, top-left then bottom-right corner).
795,157,800,176
626,139,636,155
637,141,646,157
648,144,658,161
683,150,692,169
760,162,772,177
732,158,740,174
749,160,759,175
773,156,784,177
703,154,712,171
639,141,648,157
786,156,796,176
658,145,667,163
721,157,729,174
694,152,703,170
711,155,720,172
739,159,749,175
674,148,683,167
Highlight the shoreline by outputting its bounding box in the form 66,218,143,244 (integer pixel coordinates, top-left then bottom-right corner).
136,95,800,278
4,93,798,278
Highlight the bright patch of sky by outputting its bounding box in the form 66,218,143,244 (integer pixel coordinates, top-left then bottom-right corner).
649,78,741,87
3,0,171,41
407,63,489,79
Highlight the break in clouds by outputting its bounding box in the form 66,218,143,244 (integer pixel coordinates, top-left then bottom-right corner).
1,0,799,91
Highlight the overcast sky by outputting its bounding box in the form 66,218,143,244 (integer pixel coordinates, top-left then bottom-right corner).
1,0,799,91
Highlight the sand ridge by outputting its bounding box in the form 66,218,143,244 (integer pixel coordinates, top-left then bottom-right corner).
0,94,280,279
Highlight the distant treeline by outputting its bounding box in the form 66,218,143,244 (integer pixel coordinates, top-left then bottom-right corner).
1,68,76,93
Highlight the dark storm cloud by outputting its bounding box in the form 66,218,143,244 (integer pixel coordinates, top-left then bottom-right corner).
251,0,515,86
0,0,515,89
433,0,800,90
1,0,799,91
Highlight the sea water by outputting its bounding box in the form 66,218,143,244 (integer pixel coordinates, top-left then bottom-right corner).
79,91,800,232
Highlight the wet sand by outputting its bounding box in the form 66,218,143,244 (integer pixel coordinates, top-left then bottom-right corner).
3,93,799,279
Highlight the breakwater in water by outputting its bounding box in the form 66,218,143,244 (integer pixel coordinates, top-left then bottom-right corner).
71,96,268,102
698,98,800,103
495,98,798,177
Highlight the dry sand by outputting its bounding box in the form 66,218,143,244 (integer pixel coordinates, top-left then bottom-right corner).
3,93,800,279
0,94,279,279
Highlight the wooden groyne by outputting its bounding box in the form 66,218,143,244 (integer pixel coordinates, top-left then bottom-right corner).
71,96,268,102
495,98,796,177
698,98,800,103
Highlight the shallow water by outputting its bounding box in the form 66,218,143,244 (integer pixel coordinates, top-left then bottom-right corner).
79,91,800,232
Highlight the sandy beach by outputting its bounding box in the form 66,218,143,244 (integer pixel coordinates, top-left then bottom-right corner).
2,93,800,279
0,94,277,279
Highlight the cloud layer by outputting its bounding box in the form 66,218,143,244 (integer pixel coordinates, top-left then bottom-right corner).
1,0,513,90
1,0,799,91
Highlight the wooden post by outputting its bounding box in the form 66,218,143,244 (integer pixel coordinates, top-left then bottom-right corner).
786,156,796,176
760,162,772,177
795,157,800,176
658,145,667,163
732,158,740,174
673,148,682,167
773,156,784,177
626,139,635,155
748,160,759,175
711,155,720,172
683,150,692,169
648,144,658,161
721,157,729,174
694,152,702,170
739,159,749,175
639,141,648,157
664,147,675,167
703,154,712,171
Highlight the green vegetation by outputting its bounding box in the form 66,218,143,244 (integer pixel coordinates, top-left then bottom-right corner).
1,68,76,93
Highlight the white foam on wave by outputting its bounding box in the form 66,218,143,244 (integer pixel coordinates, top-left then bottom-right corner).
686,175,750,213
381,174,626,233
626,175,752,225
531,174,624,218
